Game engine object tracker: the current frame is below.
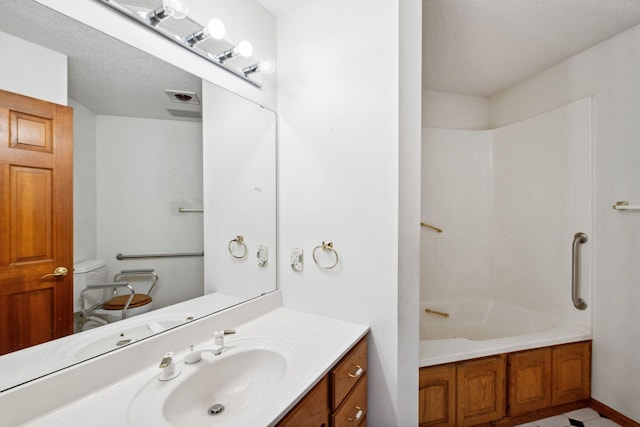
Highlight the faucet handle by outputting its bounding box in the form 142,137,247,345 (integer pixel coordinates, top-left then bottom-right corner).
159,351,173,368
214,329,235,344
158,352,180,381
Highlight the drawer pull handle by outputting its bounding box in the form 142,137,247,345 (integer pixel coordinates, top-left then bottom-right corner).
347,364,363,378
348,406,363,422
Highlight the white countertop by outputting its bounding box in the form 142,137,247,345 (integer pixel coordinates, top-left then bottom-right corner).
10,296,368,427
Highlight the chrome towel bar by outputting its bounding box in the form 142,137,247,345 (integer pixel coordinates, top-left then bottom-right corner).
116,252,204,260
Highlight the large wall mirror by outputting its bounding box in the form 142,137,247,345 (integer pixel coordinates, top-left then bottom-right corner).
0,0,276,391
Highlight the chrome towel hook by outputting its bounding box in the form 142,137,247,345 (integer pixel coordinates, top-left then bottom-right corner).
228,235,248,259
312,241,339,270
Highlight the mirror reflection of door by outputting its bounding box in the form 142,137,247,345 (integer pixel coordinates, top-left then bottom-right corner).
0,88,73,355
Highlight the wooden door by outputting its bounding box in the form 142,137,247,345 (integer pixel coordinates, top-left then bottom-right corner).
0,89,73,355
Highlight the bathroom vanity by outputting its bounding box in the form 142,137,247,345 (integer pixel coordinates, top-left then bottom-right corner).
0,292,369,426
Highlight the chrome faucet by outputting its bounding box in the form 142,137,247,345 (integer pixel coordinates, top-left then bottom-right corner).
158,352,180,381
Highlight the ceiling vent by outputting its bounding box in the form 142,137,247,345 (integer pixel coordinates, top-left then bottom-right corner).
165,89,200,105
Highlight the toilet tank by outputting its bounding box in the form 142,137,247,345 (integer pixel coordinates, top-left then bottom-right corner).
73,259,107,312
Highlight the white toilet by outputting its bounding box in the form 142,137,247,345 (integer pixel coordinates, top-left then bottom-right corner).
73,259,108,313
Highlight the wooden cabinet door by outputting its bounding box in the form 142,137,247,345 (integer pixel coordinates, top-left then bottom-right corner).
0,89,73,355
551,341,591,405
456,355,506,426
508,348,551,416
277,377,329,427
419,364,456,427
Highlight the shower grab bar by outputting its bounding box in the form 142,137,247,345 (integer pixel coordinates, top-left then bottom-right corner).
116,251,204,260
178,208,203,213
571,232,588,310
420,222,443,233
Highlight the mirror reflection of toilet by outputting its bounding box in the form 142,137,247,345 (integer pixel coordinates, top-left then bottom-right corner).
73,260,157,331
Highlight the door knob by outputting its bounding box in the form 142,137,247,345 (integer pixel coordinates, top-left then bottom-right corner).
41,266,69,280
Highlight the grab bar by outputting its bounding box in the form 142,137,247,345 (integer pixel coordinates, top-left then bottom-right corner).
178,208,203,213
116,251,204,260
424,308,450,318
420,222,443,233
571,232,588,310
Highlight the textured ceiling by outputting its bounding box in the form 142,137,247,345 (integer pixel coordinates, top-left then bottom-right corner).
0,0,201,121
423,0,640,97
256,0,316,17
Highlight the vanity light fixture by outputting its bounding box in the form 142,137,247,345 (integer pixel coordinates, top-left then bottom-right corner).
243,59,276,77
95,0,267,87
184,18,226,47
215,40,254,63
147,0,189,27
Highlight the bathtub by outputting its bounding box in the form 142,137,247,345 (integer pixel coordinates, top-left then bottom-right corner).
419,299,591,367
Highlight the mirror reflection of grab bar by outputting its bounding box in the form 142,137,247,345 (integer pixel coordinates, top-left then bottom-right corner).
116,252,204,260
572,232,588,310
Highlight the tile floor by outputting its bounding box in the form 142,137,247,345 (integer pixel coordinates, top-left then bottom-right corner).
516,407,622,427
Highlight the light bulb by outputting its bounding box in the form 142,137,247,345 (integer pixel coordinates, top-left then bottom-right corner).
162,0,189,19
258,59,276,75
233,40,253,58
202,18,226,40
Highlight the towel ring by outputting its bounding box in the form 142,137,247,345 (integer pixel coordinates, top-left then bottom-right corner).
312,241,339,270
228,235,248,259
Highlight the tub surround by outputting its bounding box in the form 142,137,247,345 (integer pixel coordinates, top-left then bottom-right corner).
0,291,369,426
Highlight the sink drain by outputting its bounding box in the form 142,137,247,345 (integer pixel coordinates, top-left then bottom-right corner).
208,403,225,416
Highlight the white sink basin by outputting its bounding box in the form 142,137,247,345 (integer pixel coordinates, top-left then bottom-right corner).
129,340,294,427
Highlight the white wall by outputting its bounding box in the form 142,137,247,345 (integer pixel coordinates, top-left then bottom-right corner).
0,30,67,105
422,89,489,129
278,0,420,425
70,99,97,264
397,0,422,424
96,115,204,309
489,24,640,421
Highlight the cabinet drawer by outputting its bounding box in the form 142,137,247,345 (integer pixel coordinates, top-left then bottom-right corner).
331,374,367,427
330,337,368,409
277,377,329,427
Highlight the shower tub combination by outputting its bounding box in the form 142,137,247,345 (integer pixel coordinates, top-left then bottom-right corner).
419,298,590,367
419,298,592,426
